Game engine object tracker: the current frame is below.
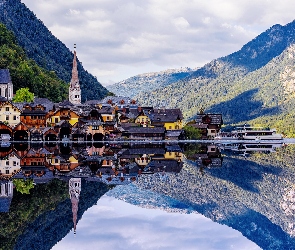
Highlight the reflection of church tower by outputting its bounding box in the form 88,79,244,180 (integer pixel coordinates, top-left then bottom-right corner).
69,44,81,104
69,178,81,234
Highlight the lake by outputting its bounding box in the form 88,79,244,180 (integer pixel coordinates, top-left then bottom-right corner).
1,141,295,250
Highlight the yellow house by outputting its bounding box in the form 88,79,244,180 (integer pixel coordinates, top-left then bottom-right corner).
164,151,183,162
47,109,79,126
135,112,151,127
150,109,183,130
98,106,115,122
0,101,21,126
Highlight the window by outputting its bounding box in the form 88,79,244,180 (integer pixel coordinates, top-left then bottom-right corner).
13,115,16,120
6,161,9,165
6,115,9,120
5,107,9,111
6,170,9,174
13,161,16,166
55,118,59,123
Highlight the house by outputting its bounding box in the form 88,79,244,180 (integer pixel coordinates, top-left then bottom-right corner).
47,100,79,126
149,108,183,130
0,69,13,100
20,103,47,129
0,100,21,126
194,113,223,139
127,127,165,140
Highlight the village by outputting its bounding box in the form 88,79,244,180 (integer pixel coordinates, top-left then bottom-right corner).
0,49,223,143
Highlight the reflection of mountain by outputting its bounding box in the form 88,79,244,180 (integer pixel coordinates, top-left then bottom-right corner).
109,154,295,249
3,180,109,250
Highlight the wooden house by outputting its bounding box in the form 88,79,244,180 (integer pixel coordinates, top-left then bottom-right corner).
195,113,223,139
127,127,165,140
20,104,47,129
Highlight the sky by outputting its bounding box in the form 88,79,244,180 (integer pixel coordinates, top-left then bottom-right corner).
20,0,295,86
51,195,261,250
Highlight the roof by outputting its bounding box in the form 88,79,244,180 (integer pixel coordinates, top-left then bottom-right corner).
195,113,223,125
151,108,183,119
59,100,74,107
34,98,54,111
0,69,12,84
128,127,165,134
150,114,182,123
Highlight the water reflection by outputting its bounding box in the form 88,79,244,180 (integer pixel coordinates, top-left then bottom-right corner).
1,141,295,249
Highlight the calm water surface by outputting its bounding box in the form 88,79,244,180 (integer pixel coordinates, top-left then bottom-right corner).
1,141,295,250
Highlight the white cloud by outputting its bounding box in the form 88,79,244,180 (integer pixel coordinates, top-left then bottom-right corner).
51,195,261,250
20,0,295,85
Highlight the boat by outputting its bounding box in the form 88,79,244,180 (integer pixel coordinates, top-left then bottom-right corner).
214,132,239,140
215,126,283,141
232,126,283,141
231,143,282,153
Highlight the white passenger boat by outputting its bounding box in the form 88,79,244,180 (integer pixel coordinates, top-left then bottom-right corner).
215,126,283,141
233,126,283,141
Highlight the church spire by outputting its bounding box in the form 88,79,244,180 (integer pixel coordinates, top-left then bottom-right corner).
69,44,81,104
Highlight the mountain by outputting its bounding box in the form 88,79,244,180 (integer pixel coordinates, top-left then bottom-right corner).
0,0,110,101
0,23,68,102
108,67,197,99
108,20,295,136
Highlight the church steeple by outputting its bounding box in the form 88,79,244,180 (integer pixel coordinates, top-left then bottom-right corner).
69,44,81,104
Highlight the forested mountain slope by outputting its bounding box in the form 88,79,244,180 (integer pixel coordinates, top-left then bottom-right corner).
0,23,68,102
111,20,295,135
0,0,110,101
107,67,196,98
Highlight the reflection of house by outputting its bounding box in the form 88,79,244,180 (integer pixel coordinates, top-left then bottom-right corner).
0,181,13,212
142,160,183,174
194,113,223,139
0,121,13,140
13,122,29,141
0,152,21,178
195,144,223,171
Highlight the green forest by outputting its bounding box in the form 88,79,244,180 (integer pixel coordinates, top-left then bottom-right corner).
0,23,68,102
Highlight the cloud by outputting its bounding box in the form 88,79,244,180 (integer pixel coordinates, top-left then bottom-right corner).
51,195,261,250
21,0,295,84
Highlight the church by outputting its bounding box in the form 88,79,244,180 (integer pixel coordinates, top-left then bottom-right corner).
68,45,81,105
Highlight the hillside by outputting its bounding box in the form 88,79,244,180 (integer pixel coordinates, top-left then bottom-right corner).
0,0,110,101
109,20,295,136
107,67,197,98
0,23,68,102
